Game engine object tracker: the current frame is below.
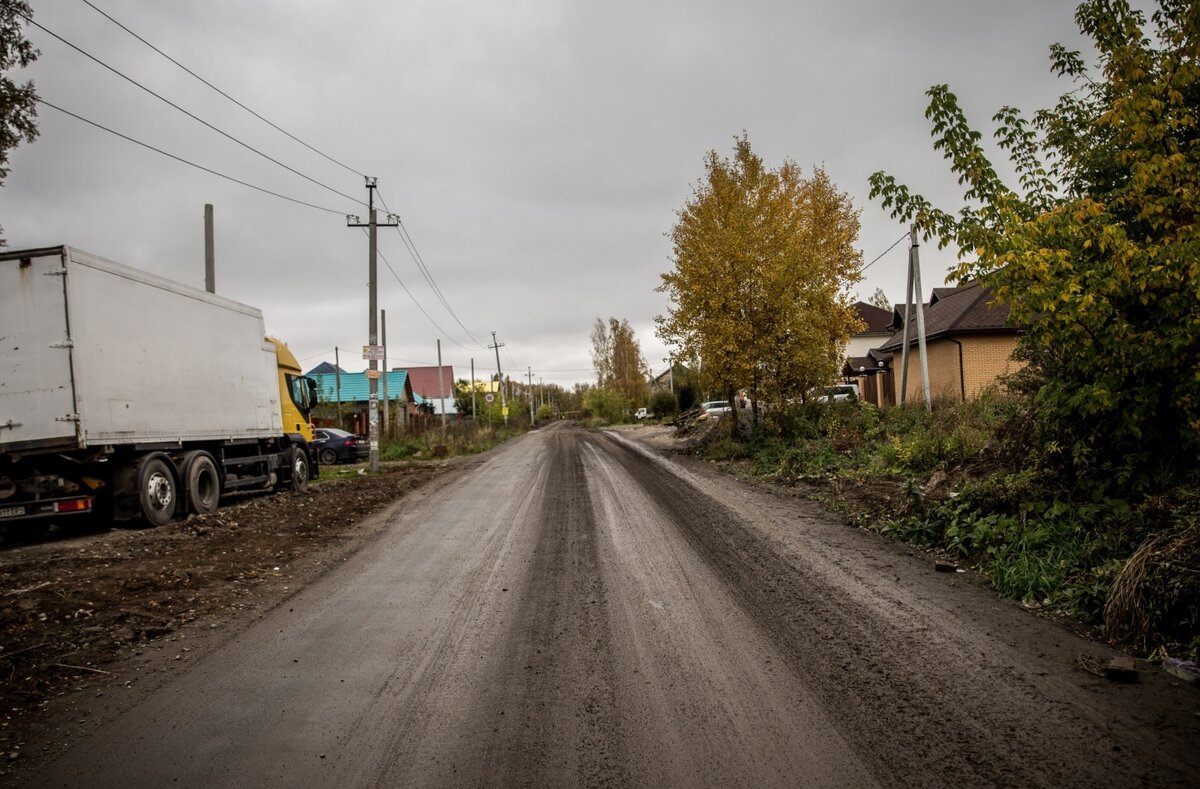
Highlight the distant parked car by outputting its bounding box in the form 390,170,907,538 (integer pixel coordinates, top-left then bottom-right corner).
313,428,369,465
815,385,858,403
634,407,654,420
701,400,732,417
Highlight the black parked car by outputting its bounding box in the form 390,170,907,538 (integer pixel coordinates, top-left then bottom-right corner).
313,428,369,465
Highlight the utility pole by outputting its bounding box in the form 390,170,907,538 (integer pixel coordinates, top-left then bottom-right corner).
899,224,932,411
334,347,342,428
470,358,477,420
381,310,389,439
347,177,400,472
490,331,507,426
203,204,215,294
436,339,447,434
528,367,535,424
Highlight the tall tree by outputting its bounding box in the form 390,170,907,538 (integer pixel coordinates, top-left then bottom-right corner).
0,0,38,245
657,135,863,434
869,0,1200,490
868,287,891,312
591,317,649,405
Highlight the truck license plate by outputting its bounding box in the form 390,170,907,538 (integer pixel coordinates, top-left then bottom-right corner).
0,505,26,519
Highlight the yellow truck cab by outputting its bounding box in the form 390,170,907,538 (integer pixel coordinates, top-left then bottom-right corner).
268,337,317,443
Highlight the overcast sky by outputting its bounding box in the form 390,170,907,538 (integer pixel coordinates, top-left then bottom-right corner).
3,0,1096,387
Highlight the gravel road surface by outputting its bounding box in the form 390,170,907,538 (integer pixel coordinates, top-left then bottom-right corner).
24,423,1199,787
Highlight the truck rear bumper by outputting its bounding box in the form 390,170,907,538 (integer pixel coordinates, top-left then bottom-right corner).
0,496,93,522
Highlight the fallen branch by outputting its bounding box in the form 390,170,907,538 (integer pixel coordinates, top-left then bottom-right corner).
0,642,48,662
3,581,53,596
50,663,110,675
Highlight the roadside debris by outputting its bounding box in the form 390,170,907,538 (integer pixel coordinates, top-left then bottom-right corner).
1102,655,1139,683
1162,658,1199,685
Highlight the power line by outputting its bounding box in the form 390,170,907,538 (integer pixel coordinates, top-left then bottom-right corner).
37,98,348,215
860,232,909,274
367,230,476,353
24,14,366,208
79,0,364,179
375,187,487,349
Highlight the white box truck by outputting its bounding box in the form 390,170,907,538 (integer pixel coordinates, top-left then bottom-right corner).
0,245,318,525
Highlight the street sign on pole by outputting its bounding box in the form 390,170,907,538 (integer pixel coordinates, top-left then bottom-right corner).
362,345,384,361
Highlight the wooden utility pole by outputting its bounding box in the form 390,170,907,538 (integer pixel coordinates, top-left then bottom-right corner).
334,347,342,427
490,331,507,426
528,367,535,424
436,339,447,434
204,204,215,294
347,178,399,472
470,358,477,420
899,224,932,411
381,310,389,439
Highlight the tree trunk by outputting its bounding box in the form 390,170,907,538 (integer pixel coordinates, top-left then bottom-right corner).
727,384,739,440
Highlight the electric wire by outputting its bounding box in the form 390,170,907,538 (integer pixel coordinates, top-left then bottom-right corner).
860,231,909,273
24,14,367,208
78,0,364,179
37,98,349,215
375,187,487,349
364,229,475,353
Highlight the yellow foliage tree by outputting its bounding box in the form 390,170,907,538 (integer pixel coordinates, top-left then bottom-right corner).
656,135,863,434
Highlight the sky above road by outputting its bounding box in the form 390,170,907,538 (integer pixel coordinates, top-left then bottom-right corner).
3,0,1097,387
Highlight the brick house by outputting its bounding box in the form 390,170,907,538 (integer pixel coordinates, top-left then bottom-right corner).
872,282,1024,404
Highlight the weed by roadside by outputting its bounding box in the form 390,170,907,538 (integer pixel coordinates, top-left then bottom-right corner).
692,393,1199,660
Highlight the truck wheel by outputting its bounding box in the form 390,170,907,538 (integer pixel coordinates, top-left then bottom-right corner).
137,454,177,526
181,451,220,515
319,448,337,466
287,447,310,492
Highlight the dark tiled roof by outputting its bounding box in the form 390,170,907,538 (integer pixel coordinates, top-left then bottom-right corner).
878,282,1015,352
843,347,894,377
306,361,345,375
853,302,894,335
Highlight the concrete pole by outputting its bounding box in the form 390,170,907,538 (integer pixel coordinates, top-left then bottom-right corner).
471,358,477,420
910,225,933,412
899,237,915,407
528,367,535,424
368,207,380,472
204,204,215,294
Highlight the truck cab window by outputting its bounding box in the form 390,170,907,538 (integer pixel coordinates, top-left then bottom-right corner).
286,374,311,411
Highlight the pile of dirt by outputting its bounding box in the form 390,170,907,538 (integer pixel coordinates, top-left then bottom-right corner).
0,462,446,764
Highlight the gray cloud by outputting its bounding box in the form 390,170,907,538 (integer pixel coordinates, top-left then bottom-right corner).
2,0,1098,385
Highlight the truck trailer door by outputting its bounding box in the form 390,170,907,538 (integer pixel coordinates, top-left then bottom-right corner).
0,248,79,451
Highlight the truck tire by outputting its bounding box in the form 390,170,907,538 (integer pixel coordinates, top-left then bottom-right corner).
319,448,337,466
287,447,310,492
137,454,178,526
180,451,220,515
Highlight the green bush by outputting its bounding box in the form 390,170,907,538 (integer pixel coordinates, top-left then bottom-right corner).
582,387,631,425
649,389,679,418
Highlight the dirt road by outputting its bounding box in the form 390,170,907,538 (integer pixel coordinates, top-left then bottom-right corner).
23,423,1199,787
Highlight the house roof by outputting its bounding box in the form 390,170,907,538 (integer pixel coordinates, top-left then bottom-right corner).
305,361,345,376
401,365,455,399
308,370,417,404
843,348,894,377
878,281,1015,352
852,302,894,335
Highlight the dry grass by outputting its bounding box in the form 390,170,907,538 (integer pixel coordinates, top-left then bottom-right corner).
1104,522,1200,653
